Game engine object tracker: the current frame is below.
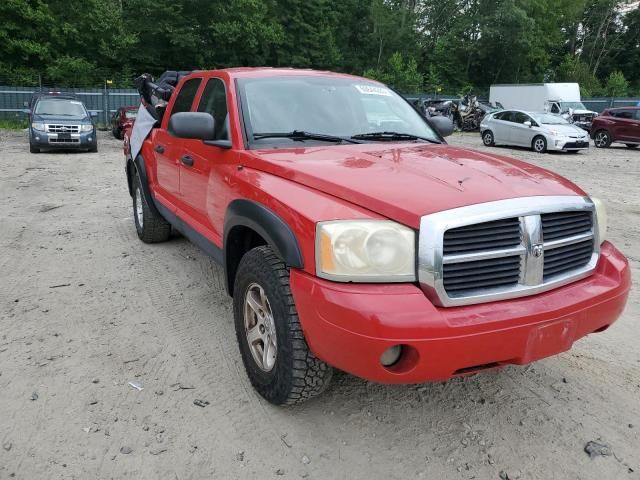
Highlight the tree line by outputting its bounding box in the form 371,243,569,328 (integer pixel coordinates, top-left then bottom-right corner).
2,0,639,96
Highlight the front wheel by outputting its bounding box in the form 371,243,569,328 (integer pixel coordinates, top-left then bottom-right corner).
594,130,612,148
233,246,333,405
532,136,547,153
482,130,495,146
29,143,40,154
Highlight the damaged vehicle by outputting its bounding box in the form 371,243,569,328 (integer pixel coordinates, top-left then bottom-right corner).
124,68,629,405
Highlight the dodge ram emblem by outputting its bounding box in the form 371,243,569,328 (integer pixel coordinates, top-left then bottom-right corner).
532,244,544,258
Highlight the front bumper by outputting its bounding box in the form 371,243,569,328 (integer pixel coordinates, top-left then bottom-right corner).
30,129,97,150
549,137,590,151
291,241,630,383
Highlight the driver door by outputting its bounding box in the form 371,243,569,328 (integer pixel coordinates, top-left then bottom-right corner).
510,112,536,146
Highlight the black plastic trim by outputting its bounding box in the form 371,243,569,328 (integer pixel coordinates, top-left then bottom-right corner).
224,199,304,269
131,154,162,218
154,201,224,265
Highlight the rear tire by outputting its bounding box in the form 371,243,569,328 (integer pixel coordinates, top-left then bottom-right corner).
132,170,171,243
532,135,547,153
594,130,612,148
482,130,495,146
625,144,639,149
233,246,333,405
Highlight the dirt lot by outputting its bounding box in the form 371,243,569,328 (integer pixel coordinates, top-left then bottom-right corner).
0,129,638,480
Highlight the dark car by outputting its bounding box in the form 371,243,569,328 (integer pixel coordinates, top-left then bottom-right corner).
591,107,640,149
29,96,98,153
111,106,138,139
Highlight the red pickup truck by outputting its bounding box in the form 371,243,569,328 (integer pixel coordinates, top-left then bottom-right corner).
124,68,630,405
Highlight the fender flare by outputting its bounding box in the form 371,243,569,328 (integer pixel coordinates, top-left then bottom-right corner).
224,199,304,269
127,154,162,218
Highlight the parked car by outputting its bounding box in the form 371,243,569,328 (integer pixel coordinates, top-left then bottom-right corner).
489,83,597,131
591,107,640,149
124,68,629,405
29,95,97,153
480,110,590,153
111,106,138,139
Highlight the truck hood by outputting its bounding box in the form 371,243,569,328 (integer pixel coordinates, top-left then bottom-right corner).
248,143,586,229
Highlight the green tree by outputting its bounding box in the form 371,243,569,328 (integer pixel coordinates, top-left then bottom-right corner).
364,52,423,92
605,70,629,96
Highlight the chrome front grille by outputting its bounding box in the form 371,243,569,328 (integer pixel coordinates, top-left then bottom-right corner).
46,124,80,133
419,197,600,307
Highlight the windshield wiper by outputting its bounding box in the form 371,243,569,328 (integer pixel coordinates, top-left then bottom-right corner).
351,131,440,144
253,130,361,144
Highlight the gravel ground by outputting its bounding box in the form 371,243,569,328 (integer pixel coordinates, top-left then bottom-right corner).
0,129,638,480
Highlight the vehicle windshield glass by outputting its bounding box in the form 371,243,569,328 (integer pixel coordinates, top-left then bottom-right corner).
125,111,137,119
560,102,587,111
35,99,87,117
239,75,439,144
533,113,570,125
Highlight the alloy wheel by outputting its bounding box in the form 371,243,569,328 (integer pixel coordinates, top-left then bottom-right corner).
243,282,277,372
595,132,609,148
534,138,546,152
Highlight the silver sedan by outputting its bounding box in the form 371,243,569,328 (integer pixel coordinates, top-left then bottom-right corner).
480,110,590,153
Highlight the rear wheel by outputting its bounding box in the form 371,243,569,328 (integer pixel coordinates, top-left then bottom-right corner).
233,246,332,405
532,135,547,153
132,170,171,243
594,130,612,148
482,130,495,146
625,144,639,149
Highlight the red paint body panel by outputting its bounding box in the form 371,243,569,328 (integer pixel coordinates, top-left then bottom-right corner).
125,68,632,386
290,242,630,383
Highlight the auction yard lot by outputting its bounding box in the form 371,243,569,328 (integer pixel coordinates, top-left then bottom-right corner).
0,129,638,479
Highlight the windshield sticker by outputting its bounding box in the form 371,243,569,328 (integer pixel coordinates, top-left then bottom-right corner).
355,85,392,96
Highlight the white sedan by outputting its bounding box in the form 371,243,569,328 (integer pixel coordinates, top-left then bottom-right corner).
480,110,590,153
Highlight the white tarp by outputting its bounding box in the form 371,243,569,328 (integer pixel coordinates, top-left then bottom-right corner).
130,103,158,160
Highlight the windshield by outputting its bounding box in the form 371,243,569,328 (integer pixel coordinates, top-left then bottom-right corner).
560,102,587,111
125,110,137,119
533,113,570,125
239,76,439,145
34,99,87,117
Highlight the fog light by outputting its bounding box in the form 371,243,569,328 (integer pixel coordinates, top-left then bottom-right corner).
88,136,93,141
35,136,40,141
380,345,402,367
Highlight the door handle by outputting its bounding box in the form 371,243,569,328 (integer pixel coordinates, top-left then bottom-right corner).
180,155,194,167
154,144,165,154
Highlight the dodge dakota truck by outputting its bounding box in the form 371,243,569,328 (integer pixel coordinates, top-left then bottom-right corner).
124,68,630,405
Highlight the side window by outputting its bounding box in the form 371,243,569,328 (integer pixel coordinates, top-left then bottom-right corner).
616,110,633,119
170,78,202,117
550,103,560,114
493,111,506,120
512,112,529,124
501,111,515,123
197,78,229,140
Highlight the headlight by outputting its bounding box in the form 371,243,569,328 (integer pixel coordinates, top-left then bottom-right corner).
32,122,45,131
592,197,607,244
80,124,94,132
316,220,416,282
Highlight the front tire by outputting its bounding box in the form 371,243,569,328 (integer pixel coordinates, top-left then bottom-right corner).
29,143,40,154
233,246,332,405
532,135,547,153
594,130,612,148
482,130,495,146
132,170,171,243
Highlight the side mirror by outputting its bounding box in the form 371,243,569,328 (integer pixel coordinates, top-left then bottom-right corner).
168,112,215,140
524,121,532,127
429,115,454,137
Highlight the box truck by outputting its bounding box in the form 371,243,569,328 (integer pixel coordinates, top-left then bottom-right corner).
489,83,597,131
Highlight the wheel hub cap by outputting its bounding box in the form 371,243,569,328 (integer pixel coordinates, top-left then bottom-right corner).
135,187,143,227
243,283,277,372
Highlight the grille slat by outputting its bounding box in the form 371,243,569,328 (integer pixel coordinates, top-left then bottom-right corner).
543,238,593,279
443,218,521,255
443,255,521,294
542,211,592,241
47,124,80,133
